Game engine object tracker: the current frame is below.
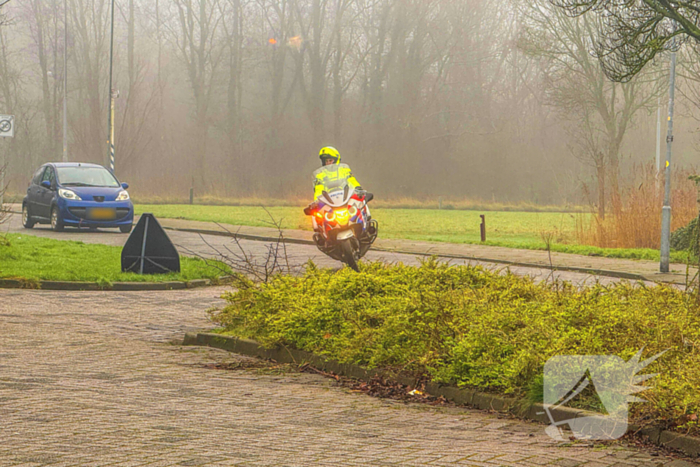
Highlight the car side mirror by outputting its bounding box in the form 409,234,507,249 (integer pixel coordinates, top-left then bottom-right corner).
121,182,129,190
41,181,51,189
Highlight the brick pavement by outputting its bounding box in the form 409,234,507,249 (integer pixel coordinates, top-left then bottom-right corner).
0,287,696,466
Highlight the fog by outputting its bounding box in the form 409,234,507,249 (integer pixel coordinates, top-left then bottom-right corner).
0,0,698,204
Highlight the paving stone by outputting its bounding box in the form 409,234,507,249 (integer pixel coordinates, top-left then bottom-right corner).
0,287,695,466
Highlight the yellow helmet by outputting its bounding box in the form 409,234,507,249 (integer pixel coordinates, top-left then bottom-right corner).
319,146,341,164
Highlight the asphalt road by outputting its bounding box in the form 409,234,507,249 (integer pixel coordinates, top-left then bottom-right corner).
3,213,635,287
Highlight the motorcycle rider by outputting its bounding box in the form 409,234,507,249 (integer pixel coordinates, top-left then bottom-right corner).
314,146,361,200
310,146,372,236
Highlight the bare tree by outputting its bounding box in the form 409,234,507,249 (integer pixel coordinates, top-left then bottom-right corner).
68,0,112,164
549,0,700,81
169,0,226,191
2,0,696,206
521,2,661,217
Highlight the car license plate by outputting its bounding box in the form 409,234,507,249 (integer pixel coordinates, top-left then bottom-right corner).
89,208,116,220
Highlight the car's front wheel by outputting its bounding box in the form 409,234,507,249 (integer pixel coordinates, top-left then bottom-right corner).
22,204,35,229
51,206,64,232
120,224,133,234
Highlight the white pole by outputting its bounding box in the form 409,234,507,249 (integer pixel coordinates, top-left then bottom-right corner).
1,142,5,207
660,51,677,273
62,0,68,162
656,97,661,174
107,0,115,171
0,1,10,204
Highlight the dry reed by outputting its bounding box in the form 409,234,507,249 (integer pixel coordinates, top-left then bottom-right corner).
576,163,698,249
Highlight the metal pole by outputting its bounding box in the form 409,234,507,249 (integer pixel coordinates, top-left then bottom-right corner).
660,51,677,273
656,97,661,174
1,141,5,207
62,0,68,162
106,0,115,171
110,94,115,171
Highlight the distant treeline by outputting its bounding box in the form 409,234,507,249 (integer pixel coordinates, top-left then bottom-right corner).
1,0,699,205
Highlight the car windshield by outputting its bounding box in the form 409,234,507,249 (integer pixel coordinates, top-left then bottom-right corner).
56,166,120,188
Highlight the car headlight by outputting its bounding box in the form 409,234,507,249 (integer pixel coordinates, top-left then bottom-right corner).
58,188,81,200
116,190,130,201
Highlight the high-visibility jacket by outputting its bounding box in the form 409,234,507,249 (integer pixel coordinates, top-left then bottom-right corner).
313,163,360,200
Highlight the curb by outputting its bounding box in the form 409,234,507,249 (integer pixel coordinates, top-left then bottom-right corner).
0,277,218,291
162,225,664,284
184,332,700,459
163,225,315,246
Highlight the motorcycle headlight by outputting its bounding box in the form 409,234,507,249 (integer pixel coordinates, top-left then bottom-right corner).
334,209,350,225
58,188,81,200
116,190,130,201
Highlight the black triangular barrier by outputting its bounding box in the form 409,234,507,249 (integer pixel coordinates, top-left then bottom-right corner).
121,214,180,274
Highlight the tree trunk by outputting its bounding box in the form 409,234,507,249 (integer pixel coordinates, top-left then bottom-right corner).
597,162,606,220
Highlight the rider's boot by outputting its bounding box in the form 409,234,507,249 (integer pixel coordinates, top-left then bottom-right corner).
313,232,327,250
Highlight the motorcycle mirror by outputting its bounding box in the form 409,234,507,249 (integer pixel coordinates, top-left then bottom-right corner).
365,192,374,203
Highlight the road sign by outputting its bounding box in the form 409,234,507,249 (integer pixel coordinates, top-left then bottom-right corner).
0,115,14,138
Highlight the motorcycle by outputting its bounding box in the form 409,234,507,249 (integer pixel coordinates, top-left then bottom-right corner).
304,182,378,271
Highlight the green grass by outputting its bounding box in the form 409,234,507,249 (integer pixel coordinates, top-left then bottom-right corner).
136,204,578,244
129,194,586,213
135,204,692,262
0,234,229,283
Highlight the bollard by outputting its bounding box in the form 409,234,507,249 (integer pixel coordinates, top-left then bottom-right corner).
189,187,194,205
439,197,442,210
480,214,486,242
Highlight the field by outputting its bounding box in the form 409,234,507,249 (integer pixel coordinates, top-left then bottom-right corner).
135,204,691,262
129,194,585,213
0,234,229,283
136,203,577,245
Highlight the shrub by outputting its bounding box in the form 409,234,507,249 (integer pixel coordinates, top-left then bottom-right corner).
671,217,699,257
214,259,700,433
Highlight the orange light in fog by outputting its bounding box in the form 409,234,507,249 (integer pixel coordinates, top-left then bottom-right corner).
334,209,350,225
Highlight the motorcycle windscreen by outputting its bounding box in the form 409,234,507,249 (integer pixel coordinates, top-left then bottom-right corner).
313,164,354,206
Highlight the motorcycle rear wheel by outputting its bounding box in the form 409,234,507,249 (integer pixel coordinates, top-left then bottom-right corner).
340,239,360,272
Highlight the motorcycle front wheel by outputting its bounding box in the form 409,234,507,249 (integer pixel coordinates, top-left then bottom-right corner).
340,239,360,272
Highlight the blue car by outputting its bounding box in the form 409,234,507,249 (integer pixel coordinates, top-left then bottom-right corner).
22,162,134,233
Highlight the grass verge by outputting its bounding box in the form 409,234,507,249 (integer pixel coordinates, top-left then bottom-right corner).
0,234,229,283
136,204,691,262
132,195,586,213
213,260,700,435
